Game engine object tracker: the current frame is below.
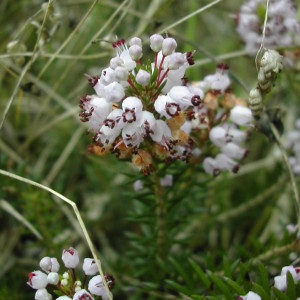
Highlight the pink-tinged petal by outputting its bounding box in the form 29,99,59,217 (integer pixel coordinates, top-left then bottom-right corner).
27,270,48,290
62,247,79,269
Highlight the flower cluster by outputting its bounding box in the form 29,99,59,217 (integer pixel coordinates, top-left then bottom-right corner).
27,247,113,300
80,34,252,176
285,119,300,175
236,0,300,54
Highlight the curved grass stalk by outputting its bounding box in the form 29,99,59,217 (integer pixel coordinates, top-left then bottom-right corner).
0,169,112,300
158,0,223,35
0,1,53,130
37,0,99,79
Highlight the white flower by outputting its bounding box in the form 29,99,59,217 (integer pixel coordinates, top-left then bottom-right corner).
62,247,79,269
104,81,125,103
99,67,116,85
136,69,150,86
239,291,261,300
151,120,172,149
164,52,186,70
215,153,239,173
129,37,142,47
209,126,227,147
162,37,177,56
274,265,300,291
150,34,164,52
73,289,94,300
122,122,144,147
203,157,220,176
27,270,48,290
88,275,104,296
122,97,143,123
39,257,60,273
83,258,100,276
168,86,201,110
221,142,247,160
230,105,253,126
47,272,59,285
129,44,143,60
133,179,143,191
35,288,52,300
79,95,112,131
154,95,180,118
113,39,136,71
160,174,173,187
56,297,72,300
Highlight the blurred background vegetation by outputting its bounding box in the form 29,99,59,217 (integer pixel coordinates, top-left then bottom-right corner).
0,0,299,299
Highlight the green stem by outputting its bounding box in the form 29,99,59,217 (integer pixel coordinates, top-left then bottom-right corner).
154,174,167,261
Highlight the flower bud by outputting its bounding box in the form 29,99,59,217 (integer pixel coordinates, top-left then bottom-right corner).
230,105,253,126
40,257,60,273
73,289,94,300
88,275,104,296
164,52,186,70
47,272,59,285
162,37,177,56
83,258,100,276
129,37,142,47
35,288,52,300
129,44,143,60
110,56,123,69
27,270,48,289
62,247,79,269
104,82,125,103
150,34,164,52
136,69,150,86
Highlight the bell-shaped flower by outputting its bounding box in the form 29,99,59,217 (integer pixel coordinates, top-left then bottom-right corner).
129,37,142,47
215,153,239,173
110,56,123,69
162,37,177,56
209,126,227,147
203,157,220,176
79,95,112,131
56,297,72,300
104,81,125,103
150,34,164,52
47,272,59,285
129,44,143,61
83,258,100,276
122,97,143,123
151,120,172,150
114,66,129,82
168,86,198,110
73,289,94,300
88,275,104,296
62,247,79,269
230,105,253,126
154,95,180,119
225,126,247,145
35,289,52,300
97,123,122,146
99,67,116,85
164,52,186,70
221,142,247,160
136,69,150,86
27,270,48,290
274,265,300,291
122,123,144,148
40,257,60,273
